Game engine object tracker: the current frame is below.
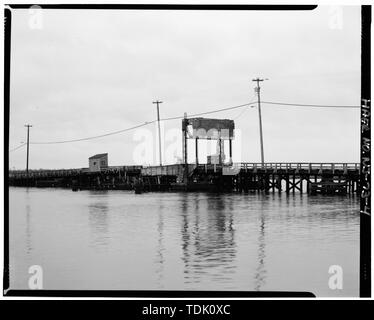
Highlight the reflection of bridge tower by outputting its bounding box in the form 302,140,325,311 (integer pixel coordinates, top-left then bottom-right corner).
179,193,237,287
182,115,235,181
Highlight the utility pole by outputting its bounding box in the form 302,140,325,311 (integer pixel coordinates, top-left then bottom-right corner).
252,78,268,165
152,100,163,166
24,124,32,175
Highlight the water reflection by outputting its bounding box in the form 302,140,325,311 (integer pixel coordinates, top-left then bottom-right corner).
155,203,165,288
180,195,191,281
25,188,32,256
180,193,237,286
254,212,266,291
9,187,360,295
88,192,109,249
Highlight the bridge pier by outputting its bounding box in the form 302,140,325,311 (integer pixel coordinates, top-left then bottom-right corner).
285,174,290,195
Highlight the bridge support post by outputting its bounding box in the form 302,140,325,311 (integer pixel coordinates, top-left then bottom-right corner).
356,179,360,195
264,174,270,193
277,175,282,193
292,174,296,194
306,178,310,194
229,139,232,164
195,137,199,165
244,174,249,193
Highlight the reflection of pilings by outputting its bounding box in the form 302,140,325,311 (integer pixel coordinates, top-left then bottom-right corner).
155,210,165,288
180,196,191,281
26,204,32,255
25,189,32,255
254,209,266,291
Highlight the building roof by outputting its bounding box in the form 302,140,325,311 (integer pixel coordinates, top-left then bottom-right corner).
89,153,108,160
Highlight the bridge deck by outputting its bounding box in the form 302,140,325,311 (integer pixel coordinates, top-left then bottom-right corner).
8,163,360,194
9,165,142,179
9,163,360,179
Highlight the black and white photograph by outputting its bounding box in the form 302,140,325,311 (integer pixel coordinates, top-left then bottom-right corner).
3,3,371,299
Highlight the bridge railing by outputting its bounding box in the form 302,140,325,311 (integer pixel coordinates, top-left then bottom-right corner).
238,163,359,172
8,168,83,178
141,164,196,176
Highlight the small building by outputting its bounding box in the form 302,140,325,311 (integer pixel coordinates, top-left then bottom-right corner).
89,153,108,172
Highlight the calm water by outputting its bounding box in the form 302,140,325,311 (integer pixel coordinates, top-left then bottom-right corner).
9,187,359,296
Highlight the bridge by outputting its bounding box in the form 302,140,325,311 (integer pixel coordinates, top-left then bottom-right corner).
140,162,360,194
9,116,361,195
9,162,360,195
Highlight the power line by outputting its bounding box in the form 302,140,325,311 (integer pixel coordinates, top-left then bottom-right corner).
30,121,157,145
9,143,26,152
233,106,249,120
188,102,257,118
161,101,257,121
262,101,360,108
29,101,257,145
233,94,257,120
21,99,359,146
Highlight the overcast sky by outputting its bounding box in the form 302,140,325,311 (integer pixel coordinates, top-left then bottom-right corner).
9,6,361,169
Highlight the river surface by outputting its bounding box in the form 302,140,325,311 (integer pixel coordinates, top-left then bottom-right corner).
8,187,359,296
